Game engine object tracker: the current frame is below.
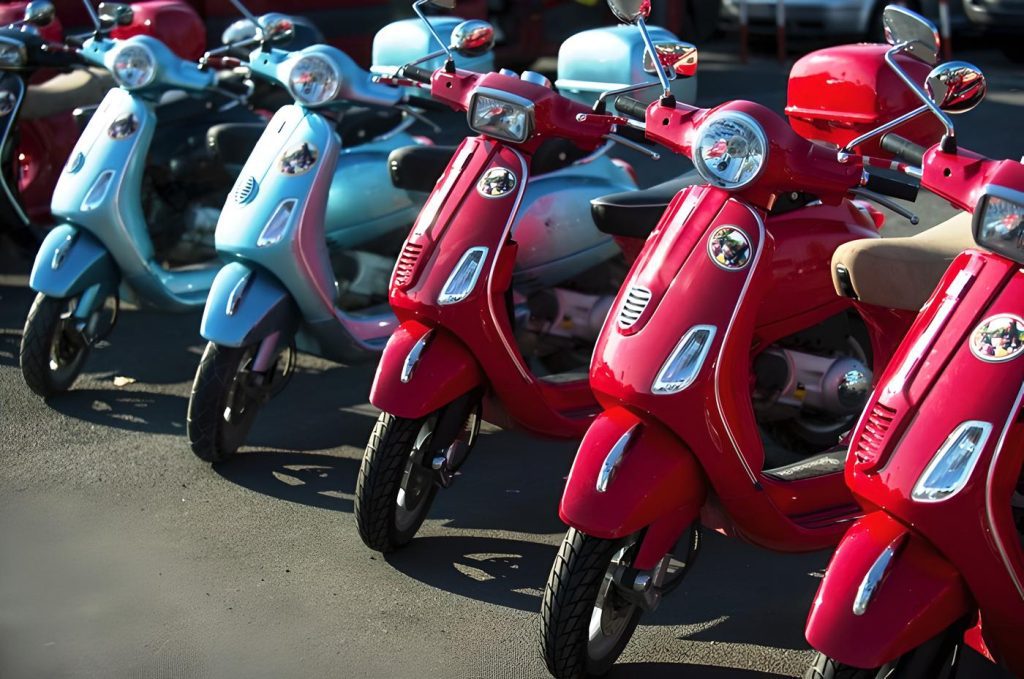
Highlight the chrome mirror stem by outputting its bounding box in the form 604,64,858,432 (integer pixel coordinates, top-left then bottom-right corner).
228,0,264,42
635,18,673,102
884,43,955,148
413,0,454,69
594,81,660,113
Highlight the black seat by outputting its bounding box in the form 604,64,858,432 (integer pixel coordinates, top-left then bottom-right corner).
336,106,404,147
591,171,703,239
206,123,266,167
388,145,456,193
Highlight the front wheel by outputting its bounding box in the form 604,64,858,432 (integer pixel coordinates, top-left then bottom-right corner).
20,293,91,397
187,342,265,463
805,627,960,679
539,529,644,679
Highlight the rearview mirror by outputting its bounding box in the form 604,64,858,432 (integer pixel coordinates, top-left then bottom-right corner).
261,13,296,44
607,0,652,24
98,2,133,27
643,42,698,79
451,20,494,57
883,5,939,65
926,61,986,114
24,0,56,27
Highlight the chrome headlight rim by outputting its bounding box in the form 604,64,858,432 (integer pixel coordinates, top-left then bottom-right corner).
973,184,1024,266
467,87,535,144
0,37,27,69
286,53,342,108
110,42,157,90
692,110,769,191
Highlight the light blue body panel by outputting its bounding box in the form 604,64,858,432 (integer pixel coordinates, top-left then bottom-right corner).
29,224,119,304
46,87,218,311
200,261,298,348
370,17,495,81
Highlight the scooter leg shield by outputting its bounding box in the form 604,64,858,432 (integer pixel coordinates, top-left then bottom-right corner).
29,225,119,300
200,261,299,349
369,320,483,420
559,407,706,542
805,511,970,670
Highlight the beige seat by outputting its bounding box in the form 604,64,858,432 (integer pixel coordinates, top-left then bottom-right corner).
832,212,975,311
22,68,113,120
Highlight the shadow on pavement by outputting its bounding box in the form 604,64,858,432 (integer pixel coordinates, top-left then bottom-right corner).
611,664,792,678
385,535,557,613
214,450,360,512
47,388,189,435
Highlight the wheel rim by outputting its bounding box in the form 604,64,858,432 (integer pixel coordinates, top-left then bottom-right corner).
47,298,88,383
220,347,261,451
394,420,437,532
586,541,640,664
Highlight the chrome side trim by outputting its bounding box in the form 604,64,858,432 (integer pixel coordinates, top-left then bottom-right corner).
225,271,252,317
713,200,766,486
596,424,639,493
985,380,1024,601
853,535,905,616
401,329,434,384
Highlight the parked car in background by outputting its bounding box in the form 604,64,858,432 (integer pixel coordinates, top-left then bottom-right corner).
962,0,1024,60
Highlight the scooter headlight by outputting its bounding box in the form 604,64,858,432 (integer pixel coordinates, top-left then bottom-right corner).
287,54,341,107
973,186,1024,266
0,38,27,68
468,90,533,144
438,247,488,305
651,325,716,394
692,111,768,190
912,421,992,502
111,44,156,90
256,199,297,247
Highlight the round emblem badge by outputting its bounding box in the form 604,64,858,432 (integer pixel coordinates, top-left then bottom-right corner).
477,167,517,198
707,226,752,270
0,91,18,117
970,314,1024,363
108,113,139,140
279,142,318,175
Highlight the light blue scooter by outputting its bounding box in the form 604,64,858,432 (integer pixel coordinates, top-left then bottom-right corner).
185,8,495,462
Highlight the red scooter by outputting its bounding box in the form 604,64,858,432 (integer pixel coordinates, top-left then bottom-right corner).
352,0,660,553
803,11,1024,679
538,2,951,676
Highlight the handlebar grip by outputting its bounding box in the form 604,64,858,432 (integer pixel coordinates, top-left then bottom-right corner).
863,170,920,202
405,94,447,112
615,95,647,122
880,134,926,167
217,75,251,97
616,123,650,146
402,65,434,85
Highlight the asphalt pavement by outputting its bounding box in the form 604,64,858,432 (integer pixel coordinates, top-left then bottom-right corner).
1,44,1022,679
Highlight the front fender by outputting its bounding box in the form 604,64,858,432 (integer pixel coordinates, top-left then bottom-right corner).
560,407,706,543
805,511,970,669
200,261,299,348
369,319,483,420
29,224,119,299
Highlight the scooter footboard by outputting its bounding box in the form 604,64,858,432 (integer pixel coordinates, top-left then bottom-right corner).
560,407,706,548
29,225,118,300
200,262,299,348
805,511,970,669
369,320,483,420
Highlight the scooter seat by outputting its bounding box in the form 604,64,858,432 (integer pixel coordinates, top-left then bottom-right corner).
832,212,975,312
336,107,405,147
206,123,267,167
23,67,113,120
388,144,456,193
591,172,703,239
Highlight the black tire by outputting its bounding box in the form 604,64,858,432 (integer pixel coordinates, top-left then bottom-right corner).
19,293,90,398
539,528,643,679
186,342,262,463
354,412,439,553
805,655,881,679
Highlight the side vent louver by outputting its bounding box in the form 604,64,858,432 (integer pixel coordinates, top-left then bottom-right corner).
854,403,898,462
393,242,424,288
618,285,652,329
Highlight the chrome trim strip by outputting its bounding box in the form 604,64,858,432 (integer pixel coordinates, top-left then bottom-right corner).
225,271,252,317
401,328,434,383
985,380,1024,601
853,535,904,616
596,424,639,493
713,200,766,486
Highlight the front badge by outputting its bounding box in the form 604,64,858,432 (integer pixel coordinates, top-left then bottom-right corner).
477,167,517,198
708,226,752,270
970,314,1024,363
108,113,138,140
279,142,318,175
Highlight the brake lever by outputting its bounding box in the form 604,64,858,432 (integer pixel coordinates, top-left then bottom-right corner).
850,188,920,225
603,133,660,161
398,104,441,134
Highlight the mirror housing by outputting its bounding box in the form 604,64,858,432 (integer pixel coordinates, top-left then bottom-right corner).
883,5,939,65
260,13,296,44
98,2,133,27
926,61,986,114
450,20,494,57
643,41,698,79
606,0,652,24
24,0,55,27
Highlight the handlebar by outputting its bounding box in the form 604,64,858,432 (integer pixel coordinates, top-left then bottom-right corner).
405,94,448,112
614,123,650,146
880,133,927,168
402,65,433,85
615,95,647,122
862,168,919,202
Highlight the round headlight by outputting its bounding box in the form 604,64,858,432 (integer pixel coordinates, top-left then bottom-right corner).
112,44,156,89
692,112,768,190
287,54,341,107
